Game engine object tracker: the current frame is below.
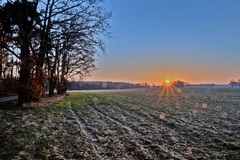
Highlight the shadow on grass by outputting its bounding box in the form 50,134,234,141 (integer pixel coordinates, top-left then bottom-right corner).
0,102,37,111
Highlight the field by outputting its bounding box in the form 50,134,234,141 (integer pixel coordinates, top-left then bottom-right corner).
0,87,240,159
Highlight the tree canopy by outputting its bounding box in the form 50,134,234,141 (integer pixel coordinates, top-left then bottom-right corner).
0,0,111,106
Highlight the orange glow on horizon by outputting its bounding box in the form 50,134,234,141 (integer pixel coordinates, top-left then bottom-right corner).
162,79,173,87
85,68,234,85
165,79,170,85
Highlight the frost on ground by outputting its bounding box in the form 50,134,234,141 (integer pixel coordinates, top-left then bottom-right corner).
0,88,240,159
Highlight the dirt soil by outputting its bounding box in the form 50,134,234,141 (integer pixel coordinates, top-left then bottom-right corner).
0,88,240,159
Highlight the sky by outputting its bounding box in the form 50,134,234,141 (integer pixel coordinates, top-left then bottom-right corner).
86,0,240,85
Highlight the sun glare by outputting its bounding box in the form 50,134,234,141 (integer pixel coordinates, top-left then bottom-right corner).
165,79,170,84
159,79,182,108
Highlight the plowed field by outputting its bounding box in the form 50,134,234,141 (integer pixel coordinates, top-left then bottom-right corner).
0,88,240,159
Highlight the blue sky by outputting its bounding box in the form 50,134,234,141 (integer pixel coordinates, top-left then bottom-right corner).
87,0,240,85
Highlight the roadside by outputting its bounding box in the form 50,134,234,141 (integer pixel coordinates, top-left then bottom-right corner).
0,96,18,104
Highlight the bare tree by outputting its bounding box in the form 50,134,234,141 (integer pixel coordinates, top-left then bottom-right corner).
0,0,111,105
38,0,111,96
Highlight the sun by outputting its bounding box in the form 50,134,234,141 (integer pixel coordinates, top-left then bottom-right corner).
165,79,170,84
161,79,172,87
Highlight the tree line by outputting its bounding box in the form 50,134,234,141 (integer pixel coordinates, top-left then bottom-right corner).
0,0,111,106
68,81,151,90
162,80,189,87
229,79,240,87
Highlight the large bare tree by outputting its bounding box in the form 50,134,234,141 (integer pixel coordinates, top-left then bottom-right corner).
38,0,111,96
0,0,111,105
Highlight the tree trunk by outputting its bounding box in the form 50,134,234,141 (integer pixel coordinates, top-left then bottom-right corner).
0,30,3,78
18,64,31,106
57,52,67,95
37,0,54,96
57,79,67,95
0,56,2,78
48,74,56,97
35,66,46,98
18,39,31,106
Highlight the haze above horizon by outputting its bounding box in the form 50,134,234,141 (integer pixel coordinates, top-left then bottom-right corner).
86,0,240,85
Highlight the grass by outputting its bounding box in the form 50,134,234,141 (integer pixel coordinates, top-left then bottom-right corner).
0,95,71,159
0,93,95,159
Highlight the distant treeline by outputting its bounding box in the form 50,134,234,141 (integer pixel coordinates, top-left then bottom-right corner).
67,81,151,90
229,79,240,87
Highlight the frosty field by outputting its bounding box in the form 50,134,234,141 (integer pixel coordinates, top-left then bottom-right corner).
0,88,240,159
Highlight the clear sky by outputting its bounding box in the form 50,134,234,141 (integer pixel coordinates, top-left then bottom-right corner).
86,0,240,85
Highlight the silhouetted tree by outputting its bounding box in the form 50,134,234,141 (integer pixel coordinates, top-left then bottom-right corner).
0,0,111,105
238,79,240,87
229,80,238,87
38,0,111,96
172,80,189,87
0,0,41,106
